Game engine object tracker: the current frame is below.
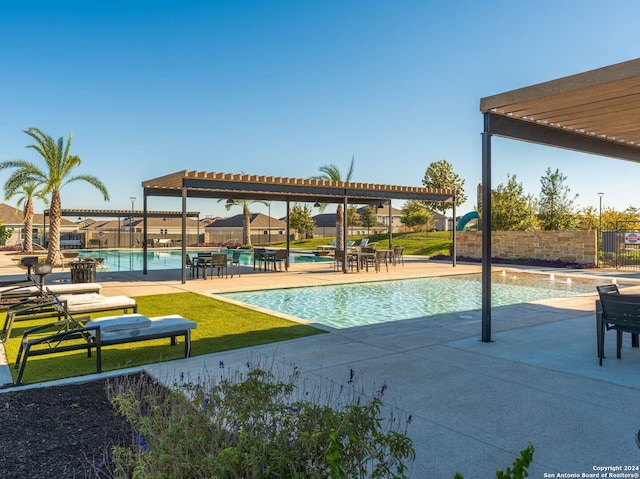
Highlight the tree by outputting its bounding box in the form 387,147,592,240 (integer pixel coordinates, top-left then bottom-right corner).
0,128,109,265
312,155,355,251
491,174,538,231
346,205,360,234
601,206,640,230
221,199,268,246
401,200,432,233
360,205,377,235
575,206,598,231
4,181,45,252
538,167,577,231
421,160,467,229
289,203,316,239
0,222,13,245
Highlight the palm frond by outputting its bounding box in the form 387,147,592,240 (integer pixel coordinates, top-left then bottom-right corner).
63,174,110,201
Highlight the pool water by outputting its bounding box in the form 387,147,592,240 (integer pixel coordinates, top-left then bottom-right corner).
221,273,613,329
79,249,330,272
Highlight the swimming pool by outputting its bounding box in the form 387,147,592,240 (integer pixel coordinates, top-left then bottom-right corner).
220,273,614,329
79,249,330,272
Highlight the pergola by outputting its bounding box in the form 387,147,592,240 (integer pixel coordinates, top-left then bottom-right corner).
480,57,640,342
44,208,200,248
142,170,457,283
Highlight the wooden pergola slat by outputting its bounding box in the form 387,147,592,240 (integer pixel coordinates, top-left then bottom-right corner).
142,170,458,283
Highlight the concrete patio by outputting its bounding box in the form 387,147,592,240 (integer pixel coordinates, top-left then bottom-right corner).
1,252,639,477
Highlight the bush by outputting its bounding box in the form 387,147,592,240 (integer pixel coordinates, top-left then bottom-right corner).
454,445,534,479
106,359,415,478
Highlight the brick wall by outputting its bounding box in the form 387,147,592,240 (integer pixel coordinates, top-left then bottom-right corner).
455,231,597,265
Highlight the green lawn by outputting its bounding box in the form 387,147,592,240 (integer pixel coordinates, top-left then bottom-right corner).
270,231,452,256
4,292,325,385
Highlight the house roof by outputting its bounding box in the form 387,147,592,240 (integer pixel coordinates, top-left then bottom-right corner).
206,213,287,229
0,203,75,227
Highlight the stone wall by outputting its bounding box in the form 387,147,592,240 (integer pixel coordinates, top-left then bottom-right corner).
455,231,597,265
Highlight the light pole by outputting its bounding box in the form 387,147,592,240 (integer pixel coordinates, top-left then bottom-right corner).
130,196,136,248
598,192,604,267
598,192,604,232
268,202,271,244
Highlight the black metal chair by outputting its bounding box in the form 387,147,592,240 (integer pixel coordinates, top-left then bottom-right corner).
253,248,267,271
393,246,404,266
230,251,242,277
210,253,229,278
273,250,288,271
596,285,640,365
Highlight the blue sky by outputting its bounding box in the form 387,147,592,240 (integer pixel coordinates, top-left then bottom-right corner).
2,0,639,220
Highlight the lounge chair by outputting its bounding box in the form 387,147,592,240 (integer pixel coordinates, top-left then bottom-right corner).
356,238,369,249
596,285,640,365
14,300,197,385
317,239,337,251
0,280,102,303
2,292,138,341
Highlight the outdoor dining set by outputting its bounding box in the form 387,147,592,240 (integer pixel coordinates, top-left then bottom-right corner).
333,244,404,273
186,252,242,279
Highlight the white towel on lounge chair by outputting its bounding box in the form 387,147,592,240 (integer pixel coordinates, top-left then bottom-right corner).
85,313,196,341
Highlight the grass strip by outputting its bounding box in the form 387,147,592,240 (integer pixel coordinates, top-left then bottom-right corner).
4,292,325,385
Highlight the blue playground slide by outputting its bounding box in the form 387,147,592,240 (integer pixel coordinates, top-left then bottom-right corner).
456,211,479,231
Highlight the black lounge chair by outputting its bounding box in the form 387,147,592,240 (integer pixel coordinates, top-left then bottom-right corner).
13,298,196,385
2,289,137,342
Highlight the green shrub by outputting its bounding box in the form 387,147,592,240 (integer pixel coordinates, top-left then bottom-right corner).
106,359,415,478
454,445,534,479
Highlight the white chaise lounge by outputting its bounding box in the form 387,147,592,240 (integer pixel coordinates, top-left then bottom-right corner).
14,312,197,385
2,293,138,341
0,282,102,302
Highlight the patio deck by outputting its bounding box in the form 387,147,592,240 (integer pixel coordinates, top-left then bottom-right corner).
1,253,639,477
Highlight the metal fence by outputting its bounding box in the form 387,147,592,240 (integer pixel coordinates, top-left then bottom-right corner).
600,222,640,269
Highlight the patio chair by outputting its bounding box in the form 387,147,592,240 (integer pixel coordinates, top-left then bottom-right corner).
373,250,389,273
210,253,229,278
254,248,267,271
596,285,640,365
334,250,355,272
273,249,288,271
185,254,196,278
393,246,404,266
14,299,196,385
230,251,242,277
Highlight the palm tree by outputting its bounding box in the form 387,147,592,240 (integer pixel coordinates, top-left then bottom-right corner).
313,155,355,251
221,199,268,246
0,128,109,265
4,181,45,252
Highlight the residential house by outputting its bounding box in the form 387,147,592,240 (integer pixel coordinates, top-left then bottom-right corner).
83,216,203,247
0,203,77,247
205,213,289,245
